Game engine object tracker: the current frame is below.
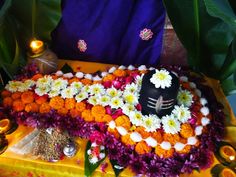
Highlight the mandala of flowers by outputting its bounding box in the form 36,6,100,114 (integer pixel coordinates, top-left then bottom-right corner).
0,64,225,177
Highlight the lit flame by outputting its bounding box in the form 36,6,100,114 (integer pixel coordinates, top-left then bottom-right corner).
30,40,44,54
229,155,235,161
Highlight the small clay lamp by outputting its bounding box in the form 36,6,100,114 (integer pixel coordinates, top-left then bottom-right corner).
219,145,236,163
0,119,11,134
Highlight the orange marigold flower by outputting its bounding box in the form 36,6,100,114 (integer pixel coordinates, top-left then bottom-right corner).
80,78,92,85
115,115,131,130
93,80,102,84
180,123,194,138
91,105,106,122
103,74,116,82
21,91,34,104
32,73,43,81
70,108,81,118
155,146,174,158
140,70,148,74
135,141,152,154
11,92,22,100
179,138,187,144
151,131,163,143
81,109,94,122
102,114,113,123
49,96,64,110
25,103,39,113
1,90,11,98
177,145,191,154
113,69,127,77
35,95,48,105
68,77,80,84
57,108,69,115
51,75,58,80
39,102,51,113
13,100,25,112
65,98,76,110
75,102,86,112
121,134,136,146
108,127,120,139
163,133,180,145
135,126,151,139
3,97,13,107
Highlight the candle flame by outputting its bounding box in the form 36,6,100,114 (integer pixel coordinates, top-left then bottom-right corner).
229,155,235,161
29,40,44,54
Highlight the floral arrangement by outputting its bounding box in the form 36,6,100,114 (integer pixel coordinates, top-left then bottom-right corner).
0,64,225,176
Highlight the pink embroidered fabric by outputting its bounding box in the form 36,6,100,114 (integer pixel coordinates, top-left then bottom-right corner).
77,40,87,52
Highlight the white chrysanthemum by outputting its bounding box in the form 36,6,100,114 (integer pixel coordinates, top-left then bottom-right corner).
107,87,122,98
17,82,29,92
135,74,144,88
75,92,88,102
162,115,180,134
110,97,124,109
122,104,135,115
36,76,53,88
48,89,60,98
124,83,138,94
89,84,105,95
24,80,35,88
35,86,50,96
150,69,172,89
71,81,83,91
142,114,161,132
129,111,143,126
52,78,68,91
81,85,90,92
123,92,138,105
172,105,191,123
61,87,77,99
177,90,193,107
5,81,22,92
88,95,99,105
98,95,110,107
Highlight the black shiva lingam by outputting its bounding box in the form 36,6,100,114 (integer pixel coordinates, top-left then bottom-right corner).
139,69,180,117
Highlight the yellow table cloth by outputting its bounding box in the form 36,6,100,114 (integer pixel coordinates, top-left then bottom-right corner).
0,60,235,177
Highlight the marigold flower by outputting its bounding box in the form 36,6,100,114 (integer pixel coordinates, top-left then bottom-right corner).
115,115,131,130
68,77,80,84
13,99,25,112
32,73,43,81
35,95,48,105
70,108,81,118
155,145,174,158
80,78,92,85
11,91,22,100
93,80,102,84
121,134,136,146
91,105,106,122
177,145,191,154
180,123,194,138
103,74,116,82
102,114,113,123
108,127,120,139
57,107,69,115
49,96,64,110
179,138,187,144
135,141,152,154
39,102,51,113
3,97,13,107
113,69,127,77
151,131,163,143
25,103,39,113
1,90,11,98
81,109,94,122
135,126,151,139
163,133,180,145
21,91,34,104
75,102,86,112
181,82,191,90
65,98,76,110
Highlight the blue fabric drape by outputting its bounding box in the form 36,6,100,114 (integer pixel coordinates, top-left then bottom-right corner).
51,0,166,66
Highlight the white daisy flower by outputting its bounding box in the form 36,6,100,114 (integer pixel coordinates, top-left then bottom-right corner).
35,86,50,96
71,81,83,91
5,81,22,92
17,82,29,92
107,87,122,98
61,86,77,99
48,89,60,98
135,74,144,89
75,92,88,102
24,80,35,88
129,111,143,126
36,76,53,88
89,84,105,95
142,114,161,132
123,92,138,105
177,90,193,107
52,78,68,91
110,97,124,109
124,83,138,94
122,104,135,115
81,85,90,92
88,95,99,105
98,95,110,107
172,105,191,123
150,69,172,89
162,115,180,134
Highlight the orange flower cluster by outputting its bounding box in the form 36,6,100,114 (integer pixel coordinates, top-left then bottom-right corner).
180,123,194,138
155,145,174,158
115,115,131,130
163,133,180,145
135,141,152,154
121,134,136,146
113,69,127,77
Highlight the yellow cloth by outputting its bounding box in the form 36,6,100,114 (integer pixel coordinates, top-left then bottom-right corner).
0,60,235,177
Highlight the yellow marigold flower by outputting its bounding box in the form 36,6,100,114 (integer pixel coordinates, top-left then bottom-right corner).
57,107,69,115
155,145,174,158
151,131,163,143
180,123,194,138
68,77,80,84
102,74,116,82
108,127,120,139
115,115,131,130
3,97,13,107
121,134,136,146
93,80,102,84
80,78,92,85
135,126,151,139
113,69,127,77
163,133,180,145
75,102,86,112
69,108,81,118
35,96,48,105
32,73,43,81
65,98,76,110
21,91,34,104
11,91,22,100
91,105,106,122
39,102,51,114
103,114,113,123
177,145,191,154
13,99,25,112
81,109,94,122
49,96,64,110
25,103,39,113
1,90,11,98
135,141,152,155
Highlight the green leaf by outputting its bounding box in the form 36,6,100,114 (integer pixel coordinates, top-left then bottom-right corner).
84,141,106,177
211,164,224,177
221,76,236,95
110,159,124,177
61,63,74,73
